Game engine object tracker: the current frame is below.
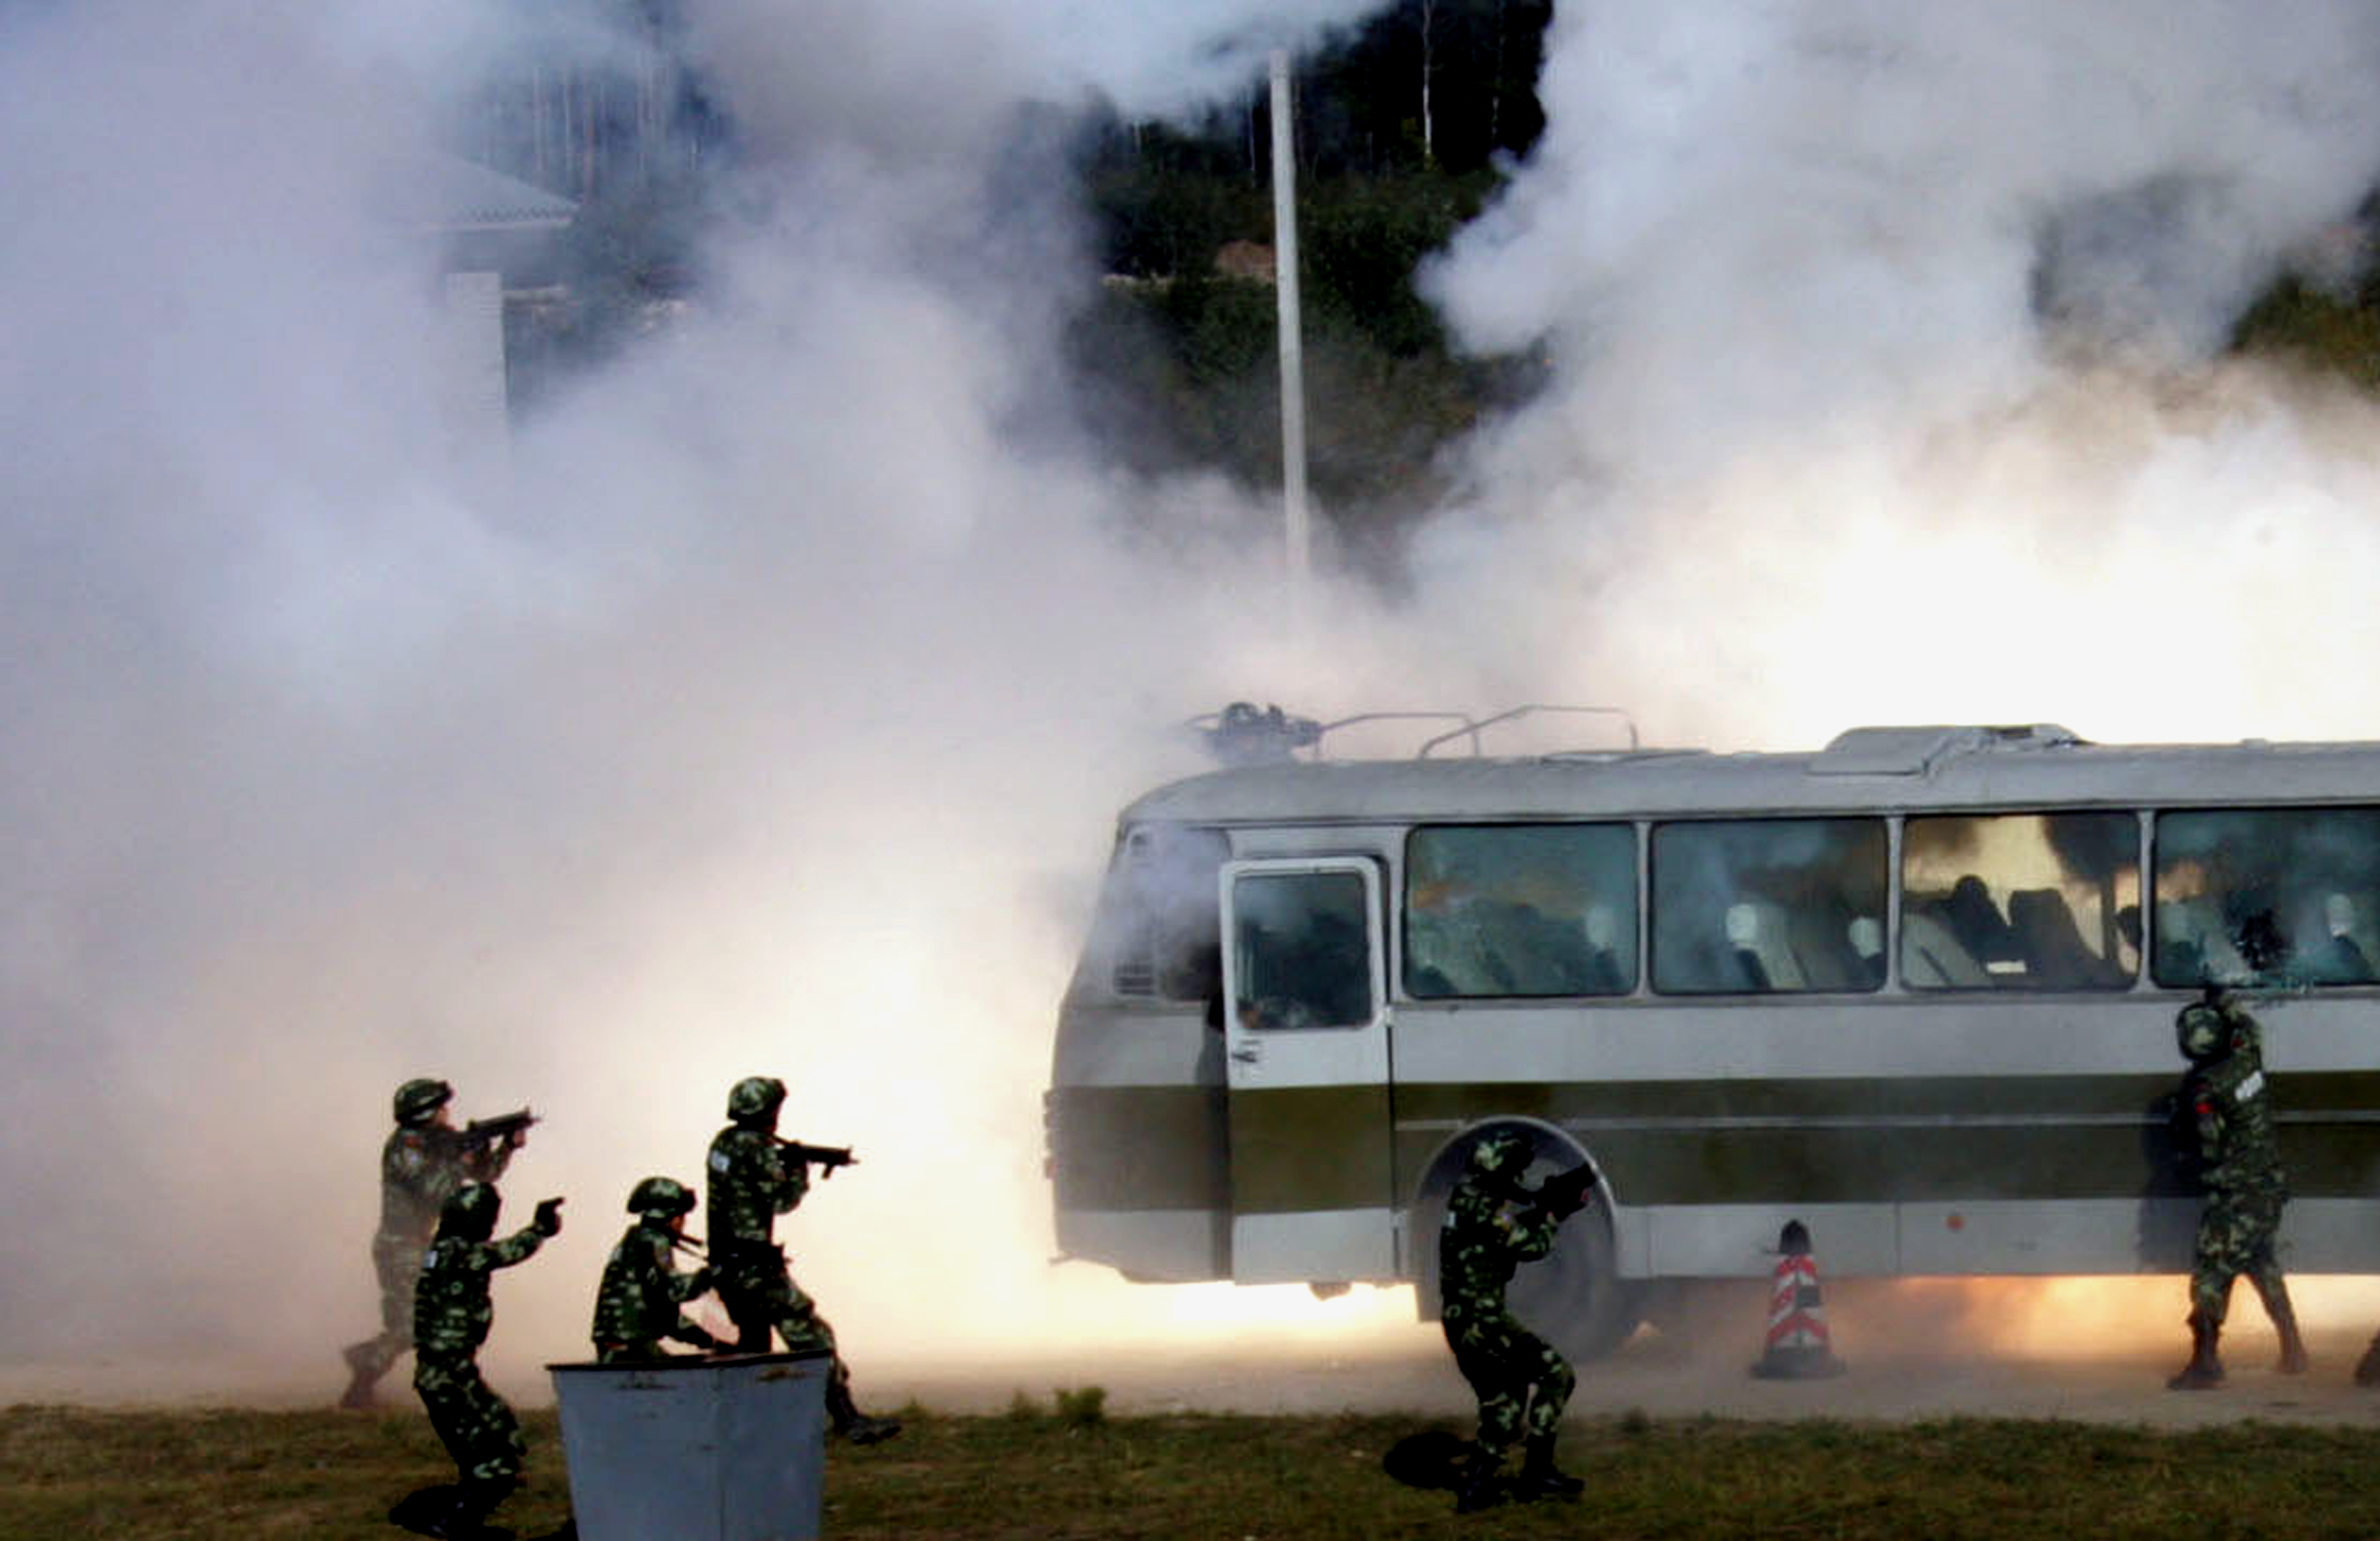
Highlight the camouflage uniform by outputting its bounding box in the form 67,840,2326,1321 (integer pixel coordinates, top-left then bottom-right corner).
592,1178,719,1364
342,1079,513,1406
707,1075,897,1442
1437,1131,1592,1511
412,1183,559,1521
2171,995,2306,1388
1441,1170,1575,1455
706,1119,841,1359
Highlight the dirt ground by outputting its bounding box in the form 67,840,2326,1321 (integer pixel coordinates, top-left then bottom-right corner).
12,1279,2380,1431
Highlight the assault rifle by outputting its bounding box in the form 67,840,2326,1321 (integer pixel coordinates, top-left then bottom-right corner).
1529,1160,1601,1220
461,1108,539,1146
778,1139,857,1179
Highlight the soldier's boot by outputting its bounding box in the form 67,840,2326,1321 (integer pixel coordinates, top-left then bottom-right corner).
337,1340,383,1410
2166,1312,2226,1391
2252,1278,2311,1374
1512,1433,1585,1502
826,1378,903,1445
2352,1332,2380,1387
1451,1446,1507,1515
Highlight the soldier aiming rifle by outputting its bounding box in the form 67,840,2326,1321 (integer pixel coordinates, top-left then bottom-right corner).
706,1075,900,1443
341,1080,537,1410
1438,1131,1598,1514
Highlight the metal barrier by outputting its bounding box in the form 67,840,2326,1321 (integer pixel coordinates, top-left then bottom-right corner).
549,1351,830,1541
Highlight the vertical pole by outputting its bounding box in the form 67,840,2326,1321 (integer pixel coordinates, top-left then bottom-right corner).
1269,50,1311,583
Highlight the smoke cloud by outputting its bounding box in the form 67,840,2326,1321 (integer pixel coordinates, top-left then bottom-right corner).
1417,0,2380,749
11,0,2380,1403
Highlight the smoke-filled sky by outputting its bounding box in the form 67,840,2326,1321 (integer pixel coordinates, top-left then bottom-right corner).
7,0,2380,1389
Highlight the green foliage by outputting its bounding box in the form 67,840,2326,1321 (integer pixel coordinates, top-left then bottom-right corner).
2231,270,2380,390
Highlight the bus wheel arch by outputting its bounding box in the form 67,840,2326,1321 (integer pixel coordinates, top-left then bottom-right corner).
1409,1119,1642,1364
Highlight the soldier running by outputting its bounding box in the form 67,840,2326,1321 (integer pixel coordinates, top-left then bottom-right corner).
591,1176,722,1364
404,1181,563,1540
2168,990,2310,1389
342,1078,525,1408
1438,1129,1597,1513
706,1074,900,1444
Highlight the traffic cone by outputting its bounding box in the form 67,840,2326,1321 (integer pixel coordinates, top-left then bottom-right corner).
1750,1219,1845,1379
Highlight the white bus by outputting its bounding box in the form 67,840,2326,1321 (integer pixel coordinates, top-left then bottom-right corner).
1045,719,2380,1358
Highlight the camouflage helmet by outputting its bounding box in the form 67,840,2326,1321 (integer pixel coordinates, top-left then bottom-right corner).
439,1181,500,1241
2176,1002,2228,1063
1467,1128,1534,1179
394,1077,454,1127
726,1075,787,1123
627,1176,695,1217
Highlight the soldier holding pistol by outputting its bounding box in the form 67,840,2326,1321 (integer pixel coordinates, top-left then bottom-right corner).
706,1074,900,1443
406,1181,563,1540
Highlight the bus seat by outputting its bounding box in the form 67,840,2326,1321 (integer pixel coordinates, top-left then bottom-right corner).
2157,899,2247,985
2310,892,2379,984
1846,916,1886,989
2009,888,2117,988
1725,900,1806,991
1900,910,1991,988
1942,875,2021,964
1786,907,1863,990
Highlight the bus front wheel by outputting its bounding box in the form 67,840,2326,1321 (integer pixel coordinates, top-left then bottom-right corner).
1508,1200,1641,1365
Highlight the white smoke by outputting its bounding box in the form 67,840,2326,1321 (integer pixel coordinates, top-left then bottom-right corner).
14,0,2380,1404
0,0,1409,1383
1418,0,2380,749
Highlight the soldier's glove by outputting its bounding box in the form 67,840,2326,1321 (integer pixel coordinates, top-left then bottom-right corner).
533,1196,565,1237
683,1323,722,1350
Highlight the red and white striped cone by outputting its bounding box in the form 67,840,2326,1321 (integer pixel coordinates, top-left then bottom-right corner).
1750,1219,1846,1380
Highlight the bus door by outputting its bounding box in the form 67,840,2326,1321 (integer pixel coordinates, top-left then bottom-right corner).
1219,857,1396,1282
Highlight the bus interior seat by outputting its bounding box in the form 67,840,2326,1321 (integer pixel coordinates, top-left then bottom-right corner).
2157,899,2247,985
1725,901,1806,991
1786,907,1864,991
2308,891,2378,984
2008,888,2120,988
1941,875,2021,965
1900,910,1992,988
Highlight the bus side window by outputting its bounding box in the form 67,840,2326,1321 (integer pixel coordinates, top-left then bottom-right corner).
2154,808,2380,989
1651,817,1886,995
1404,823,1637,999
1902,812,2137,992
1234,870,1372,1030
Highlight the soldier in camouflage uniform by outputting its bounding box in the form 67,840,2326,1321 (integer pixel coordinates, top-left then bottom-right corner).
707,1074,900,1443
405,1181,563,1540
2169,991,2309,1390
1438,1129,1597,1513
591,1176,721,1363
342,1078,524,1409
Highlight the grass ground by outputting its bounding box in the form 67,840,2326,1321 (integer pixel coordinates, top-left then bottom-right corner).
5,1393,2377,1540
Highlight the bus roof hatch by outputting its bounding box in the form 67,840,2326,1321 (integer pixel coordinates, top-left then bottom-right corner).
1812,724,2082,776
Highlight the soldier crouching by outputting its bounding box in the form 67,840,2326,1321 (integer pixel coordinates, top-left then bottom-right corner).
592,1176,721,1363
1439,1130,1597,1513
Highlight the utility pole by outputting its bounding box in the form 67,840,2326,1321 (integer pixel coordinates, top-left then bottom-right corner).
1269,49,1311,583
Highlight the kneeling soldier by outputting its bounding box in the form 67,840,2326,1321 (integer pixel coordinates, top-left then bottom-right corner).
592,1176,721,1363
1439,1130,1597,1513
409,1181,563,1539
